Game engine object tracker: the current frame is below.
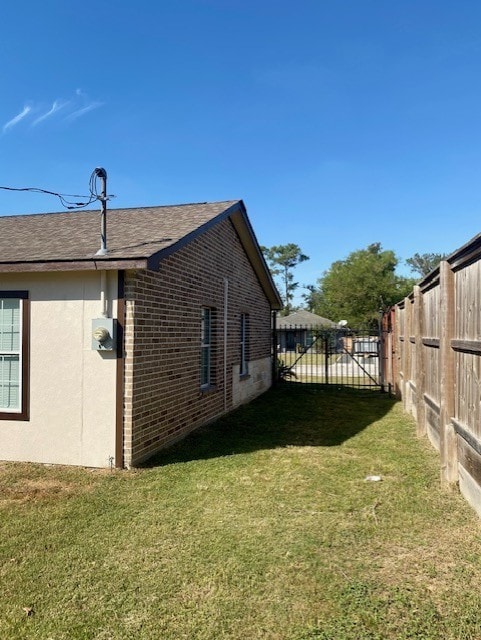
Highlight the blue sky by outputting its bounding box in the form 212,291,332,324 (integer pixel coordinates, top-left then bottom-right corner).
2,1,481,299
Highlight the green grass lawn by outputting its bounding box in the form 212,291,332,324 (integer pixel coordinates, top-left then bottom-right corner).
2,385,481,639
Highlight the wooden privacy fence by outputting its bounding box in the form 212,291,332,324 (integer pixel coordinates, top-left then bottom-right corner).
382,233,481,516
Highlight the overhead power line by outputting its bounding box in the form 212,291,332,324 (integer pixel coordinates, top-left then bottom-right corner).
0,168,114,210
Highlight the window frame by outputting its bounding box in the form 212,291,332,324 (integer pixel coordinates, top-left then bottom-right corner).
0,291,29,421
200,307,213,389
240,313,249,377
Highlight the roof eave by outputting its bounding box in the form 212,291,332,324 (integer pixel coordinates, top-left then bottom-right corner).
0,258,148,273
144,200,283,310
229,203,283,310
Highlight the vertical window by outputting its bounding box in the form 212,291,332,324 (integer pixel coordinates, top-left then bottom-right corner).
201,307,212,387
240,313,249,376
0,292,29,420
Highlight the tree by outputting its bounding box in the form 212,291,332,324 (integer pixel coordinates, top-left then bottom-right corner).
261,243,309,314
406,252,447,278
313,243,415,329
301,284,317,312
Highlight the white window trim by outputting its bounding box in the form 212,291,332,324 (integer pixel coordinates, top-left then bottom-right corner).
0,291,29,421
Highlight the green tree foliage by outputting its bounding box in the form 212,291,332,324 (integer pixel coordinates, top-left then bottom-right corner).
406,252,447,278
301,284,317,312
313,243,415,329
261,243,309,314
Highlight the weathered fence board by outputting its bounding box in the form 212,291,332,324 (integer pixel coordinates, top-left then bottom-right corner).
382,230,481,516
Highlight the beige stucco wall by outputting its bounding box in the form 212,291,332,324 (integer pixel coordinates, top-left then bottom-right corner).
0,271,118,467
232,357,272,408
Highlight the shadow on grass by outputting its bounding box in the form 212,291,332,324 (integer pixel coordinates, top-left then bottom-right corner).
145,384,397,468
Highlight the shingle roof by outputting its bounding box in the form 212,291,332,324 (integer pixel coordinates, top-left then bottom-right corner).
0,199,283,309
277,310,336,327
0,200,239,263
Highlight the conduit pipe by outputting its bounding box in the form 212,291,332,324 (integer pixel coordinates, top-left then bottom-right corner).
100,271,108,318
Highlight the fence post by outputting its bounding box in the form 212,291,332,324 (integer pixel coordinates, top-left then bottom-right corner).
439,260,458,485
381,310,392,394
324,336,329,384
392,306,400,398
414,285,426,436
272,311,278,385
378,312,386,392
391,307,400,398
402,297,412,412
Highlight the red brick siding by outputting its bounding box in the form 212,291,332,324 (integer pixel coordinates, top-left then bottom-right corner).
123,219,273,466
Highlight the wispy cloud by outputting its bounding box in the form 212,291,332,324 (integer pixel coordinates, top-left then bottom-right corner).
65,89,103,122
32,100,69,126
3,106,32,133
64,101,104,122
2,89,104,134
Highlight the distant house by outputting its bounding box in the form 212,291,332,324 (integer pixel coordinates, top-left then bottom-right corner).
0,200,282,468
276,310,335,352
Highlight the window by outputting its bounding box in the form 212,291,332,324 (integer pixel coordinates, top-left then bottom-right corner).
0,292,29,420
240,313,249,376
200,307,212,387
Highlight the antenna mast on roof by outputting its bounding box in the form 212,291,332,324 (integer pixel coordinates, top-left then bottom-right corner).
95,167,108,256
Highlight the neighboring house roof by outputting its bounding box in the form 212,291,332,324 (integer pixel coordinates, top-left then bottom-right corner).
277,310,336,327
0,199,282,309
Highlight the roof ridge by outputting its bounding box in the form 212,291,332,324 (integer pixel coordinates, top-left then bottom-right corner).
105,199,240,212
0,199,241,220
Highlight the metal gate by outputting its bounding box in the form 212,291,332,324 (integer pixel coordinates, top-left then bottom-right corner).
274,324,382,390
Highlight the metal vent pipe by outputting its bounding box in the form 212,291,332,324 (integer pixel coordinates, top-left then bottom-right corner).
95,167,108,256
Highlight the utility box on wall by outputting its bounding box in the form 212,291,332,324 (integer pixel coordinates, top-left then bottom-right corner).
91,318,116,351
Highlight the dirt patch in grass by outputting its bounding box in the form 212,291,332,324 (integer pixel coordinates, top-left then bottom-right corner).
0,462,108,505
0,477,82,504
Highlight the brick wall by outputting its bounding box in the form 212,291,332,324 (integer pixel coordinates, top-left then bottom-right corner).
123,218,273,467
